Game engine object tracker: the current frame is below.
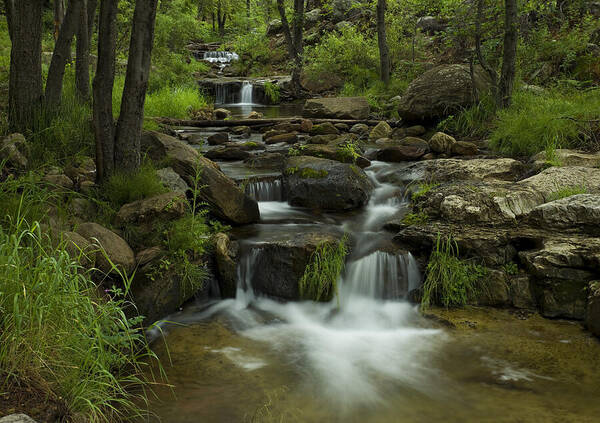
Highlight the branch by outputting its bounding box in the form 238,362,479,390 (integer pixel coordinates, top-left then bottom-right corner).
475,0,498,89
276,0,296,59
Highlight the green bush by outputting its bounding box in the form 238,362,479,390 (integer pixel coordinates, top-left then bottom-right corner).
102,161,167,208
421,234,487,309
263,81,280,103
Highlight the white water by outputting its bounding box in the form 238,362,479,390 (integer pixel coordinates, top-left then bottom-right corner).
240,81,253,105
246,179,282,202
202,51,239,64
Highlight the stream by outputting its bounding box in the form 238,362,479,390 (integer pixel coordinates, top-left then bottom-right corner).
144,102,600,422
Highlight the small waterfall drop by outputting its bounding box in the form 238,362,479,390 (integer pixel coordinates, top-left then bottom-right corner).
245,179,282,202
234,248,260,308
240,81,253,105
202,51,239,64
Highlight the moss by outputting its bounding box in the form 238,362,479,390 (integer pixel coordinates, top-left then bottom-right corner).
285,166,299,175
402,212,429,225
243,142,259,148
411,181,439,202
299,168,328,179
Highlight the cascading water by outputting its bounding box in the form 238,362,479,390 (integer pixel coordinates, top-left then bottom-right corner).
245,179,283,202
240,81,253,105
202,51,240,64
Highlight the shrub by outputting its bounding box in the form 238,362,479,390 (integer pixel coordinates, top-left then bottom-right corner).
299,235,348,303
421,234,488,309
263,81,280,104
102,161,167,208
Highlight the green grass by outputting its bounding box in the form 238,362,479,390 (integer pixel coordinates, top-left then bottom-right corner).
402,211,429,225
548,185,588,202
144,85,208,119
421,234,488,309
102,161,168,209
437,95,497,139
299,235,348,303
411,181,439,202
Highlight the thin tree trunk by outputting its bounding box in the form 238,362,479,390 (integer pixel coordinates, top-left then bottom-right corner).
475,0,498,103
76,0,91,101
277,0,304,95
54,0,65,41
45,0,81,107
92,0,118,180
87,0,97,42
7,0,44,133
114,0,159,172
376,0,390,86
498,0,518,108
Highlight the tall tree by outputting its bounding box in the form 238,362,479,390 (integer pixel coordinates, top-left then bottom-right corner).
54,0,65,41
75,0,91,101
376,0,390,86
277,0,304,95
5,0,44,133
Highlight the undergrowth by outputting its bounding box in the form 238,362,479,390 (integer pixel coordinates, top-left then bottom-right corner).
102,161,168,209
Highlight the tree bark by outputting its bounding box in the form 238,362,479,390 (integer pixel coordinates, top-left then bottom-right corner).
45,0,81,107
113,0,159,172
277,0,304,96
92,0,118,180
54,0,65,41
376,0,390,86
76,0,91,101
7,0,44,133
498,0,518,108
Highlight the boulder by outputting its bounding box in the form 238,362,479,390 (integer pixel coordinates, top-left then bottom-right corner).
451,141,478,156
307,134,338,144
283,156,373,211
369,121,392,141
309,122,339,136
64,156,96,183
399,137,430,152
305,8,321,26
300,119,313,132
334,123,350,132
115,192,186,230
231,126,251,137
299,144,369,166
136,246,165,267
207,132,229,145
273,123,302,132
398,64,492,121
517,166,600,201
0,415,38,423
141,131,259,224
265,133,298,144
247,111,263,119
531,149,600,171
401,158,526,183
350,123,369,135
525,194,600,234
266,19,283,35
244,152,286,170
0,133,29,170
62,231,94,266
42,173,74,190
205,146,252,161
75,222,135,274
156,167,189,195
303,97,370,120
214,232,239,298
375,145,427,162
70,198,95,220
586,282,600,337
213,108,231,120
428,132,456,154
416,16,447,34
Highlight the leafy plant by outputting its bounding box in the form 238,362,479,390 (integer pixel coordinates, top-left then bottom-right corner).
336,142,360,163
411,181,439,202
263,81,280,103
299,235,348,303
421,233,488,309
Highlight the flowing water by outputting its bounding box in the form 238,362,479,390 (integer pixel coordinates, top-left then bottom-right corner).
145,130,600,422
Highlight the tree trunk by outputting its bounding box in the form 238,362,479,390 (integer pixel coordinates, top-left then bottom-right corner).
6,0,44,133
92,0,118,180
87,0,97,42
54,0,65,41
113,0,159,173
76,0,91,101
376,0,390,86
45,0,81,107
277,0,304,96
498,0,518,108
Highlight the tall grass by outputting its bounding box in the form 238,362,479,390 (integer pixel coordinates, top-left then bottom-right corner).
421,234,487,309
102,161,168,209
299,235,348,303
144,85,208,119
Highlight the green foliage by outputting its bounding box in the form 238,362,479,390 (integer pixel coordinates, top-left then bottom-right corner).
502,262,519,276
102,161,168,208
229,32,286,76
263,81,280,103
437,95,497,139
299,167,328,179
299,235,348,303
490,88,600,156
0,220,160,421
411,181,439,202
548,185,588,202
421,234,488,309
402,212,429,225
144,85,208,118
336,142,360,163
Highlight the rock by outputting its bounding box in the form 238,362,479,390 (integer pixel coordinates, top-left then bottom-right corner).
263,129,287,140
334,123,350,131
350,123,369,135
63,231,94,266
141,131,259,224
402,158,525,183
115,192,186,230
369,121,392,141
75,222,135,274
273,123,302,132
156,167,189,195
300,119,313,132
42,173,74,190
0,133,29,170
307,134,338,144
300,73,344,93
375,145,427,162
335,21,353,31
244,152,286,170
207,132,229,145
531,149,600,171
70,198,95,219
405,125,427,137
64,156,96,183
303,97,370,120
526,194,600,234
416,16,446,34
205,146,252,161
136,246,165,267
283,156,373,211
265,133,298,144
309,122,339,136
79,180,97,195
518,166,600,201
398,64,492,121
233,141,265,151
231,126,251,137
0,415,38,423
586,282,600,337
452,141,478,156
214,232,239,298
299,144,368,166
399,137,430,152
213,108,231,120
428,132,456,154
305,8,321,26
266,19,283,35
247,111,263,119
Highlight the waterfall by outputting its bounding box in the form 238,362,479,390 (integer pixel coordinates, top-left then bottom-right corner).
202,51,239,64
245,179,282,202
234,248,260,308
240,81,253,105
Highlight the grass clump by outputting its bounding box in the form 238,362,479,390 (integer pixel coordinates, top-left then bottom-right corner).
0,220,160,421
548,185,588,201
411,181,439,202
299,235,348,303
402,211,429,226
102,161,167,209
421,234,488,309
144,85,208,119
299,168,328,179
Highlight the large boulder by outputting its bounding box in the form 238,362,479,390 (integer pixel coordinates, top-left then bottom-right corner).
369,121,392,141
0,133,29,171
428,132,456,154
303,97,370,120
156,167,189,195
75,222,135,274
114,192,186,231
398,64,492,121
0,415,38,423
530,149,600,171
400,158,526,183
517,166,600,201
141,131,259,224
283,156,373,211
204,146,252,161
309,122,339,136
375,145,427,162
525,194,600,234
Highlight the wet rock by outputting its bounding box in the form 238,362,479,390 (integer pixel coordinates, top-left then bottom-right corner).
0,133,29,171
263,129,287,140
205,146,252,161
273,123,302,132
309,122,340,136
300,119,313,132
231,125,251,136
213,108,232,120
115,192,186,231
283,156,373,211
141,131,259,224
334,123,350,131
452,141,478,156
265,133,298,144
214,232,239,298
429,132,456,154
157,167,189,195
244,152,286,170
398,64,492,121
350,123,369,135
369,121,392,141
586,282,600,337
525,194,600,235
375,145,427,162
303,97,370,120
75,222,135,274
247,111,263,119
207,132,229,145
307,134,338,145
399,137,430,151
299,144,369,167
